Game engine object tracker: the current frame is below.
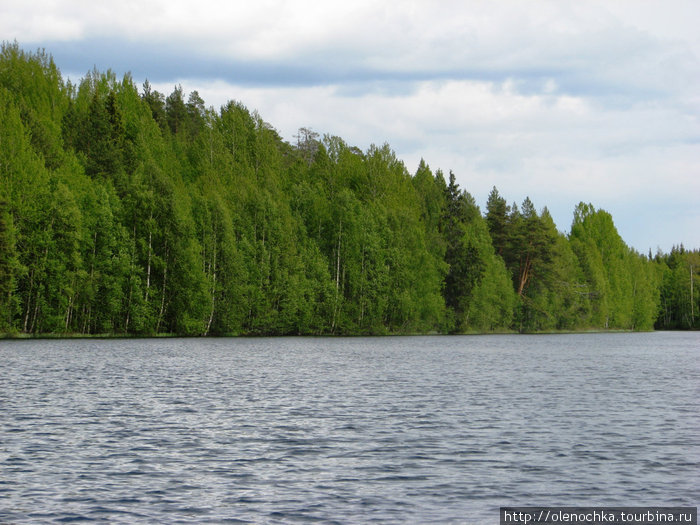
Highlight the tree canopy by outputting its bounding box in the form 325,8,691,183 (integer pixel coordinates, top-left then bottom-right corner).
1,43,692,335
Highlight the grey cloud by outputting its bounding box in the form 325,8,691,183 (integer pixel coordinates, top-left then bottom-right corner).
37,17,699,108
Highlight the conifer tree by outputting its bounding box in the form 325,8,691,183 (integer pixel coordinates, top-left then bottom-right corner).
0,43,687,335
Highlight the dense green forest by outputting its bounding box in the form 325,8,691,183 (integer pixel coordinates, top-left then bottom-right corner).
1,44,698,335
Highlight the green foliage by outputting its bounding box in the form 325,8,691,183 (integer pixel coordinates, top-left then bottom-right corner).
0,43,68,169
569,203,660,330
0,197,20,331
655,246,700,329
0,43,687,335
439,174,514,332
463,217,515,331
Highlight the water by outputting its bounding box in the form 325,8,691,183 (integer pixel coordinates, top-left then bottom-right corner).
1,333,698,524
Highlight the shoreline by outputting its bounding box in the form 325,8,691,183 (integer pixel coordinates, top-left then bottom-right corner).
2,328,674,340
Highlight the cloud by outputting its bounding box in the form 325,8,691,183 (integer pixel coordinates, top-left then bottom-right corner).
152,76,700,219
3,0,699,251
8,1,699,99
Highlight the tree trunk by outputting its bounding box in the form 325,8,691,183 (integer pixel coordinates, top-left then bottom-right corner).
124,226,136,333
205,235,217,336
517,255,531,296
145,212,153,303
156,240,169,333
331,218,342,333
23,267,34,332
690,262,695,325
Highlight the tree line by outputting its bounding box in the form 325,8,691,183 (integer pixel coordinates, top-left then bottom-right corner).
1,44,697,335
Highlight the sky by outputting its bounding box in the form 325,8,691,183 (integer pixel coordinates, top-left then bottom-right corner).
3,0,699,253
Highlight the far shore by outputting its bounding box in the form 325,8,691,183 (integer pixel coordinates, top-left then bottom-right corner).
1,328,671,340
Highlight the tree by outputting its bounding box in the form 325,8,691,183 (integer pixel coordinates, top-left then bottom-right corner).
486,186,508,257
656,247,700,329
442,173,475,321
295,127,320,166
165,85,187,135
141,80,167,131
0,42,686,335
512,198,556,297
569,203,659,330
0,198,20,331
463,215,515,331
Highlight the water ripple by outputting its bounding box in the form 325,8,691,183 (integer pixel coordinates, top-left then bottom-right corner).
1,333,699,523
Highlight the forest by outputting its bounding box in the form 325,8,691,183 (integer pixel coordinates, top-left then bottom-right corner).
1,43,698,336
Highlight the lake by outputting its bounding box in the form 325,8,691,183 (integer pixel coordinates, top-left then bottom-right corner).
1,333,698,523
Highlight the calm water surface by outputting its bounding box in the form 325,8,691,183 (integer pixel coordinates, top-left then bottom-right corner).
1,333,699,523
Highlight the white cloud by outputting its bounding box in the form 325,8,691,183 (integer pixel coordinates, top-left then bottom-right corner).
0,1,84,41
4,0,700,251
7,2,699,84
149,75,699,249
